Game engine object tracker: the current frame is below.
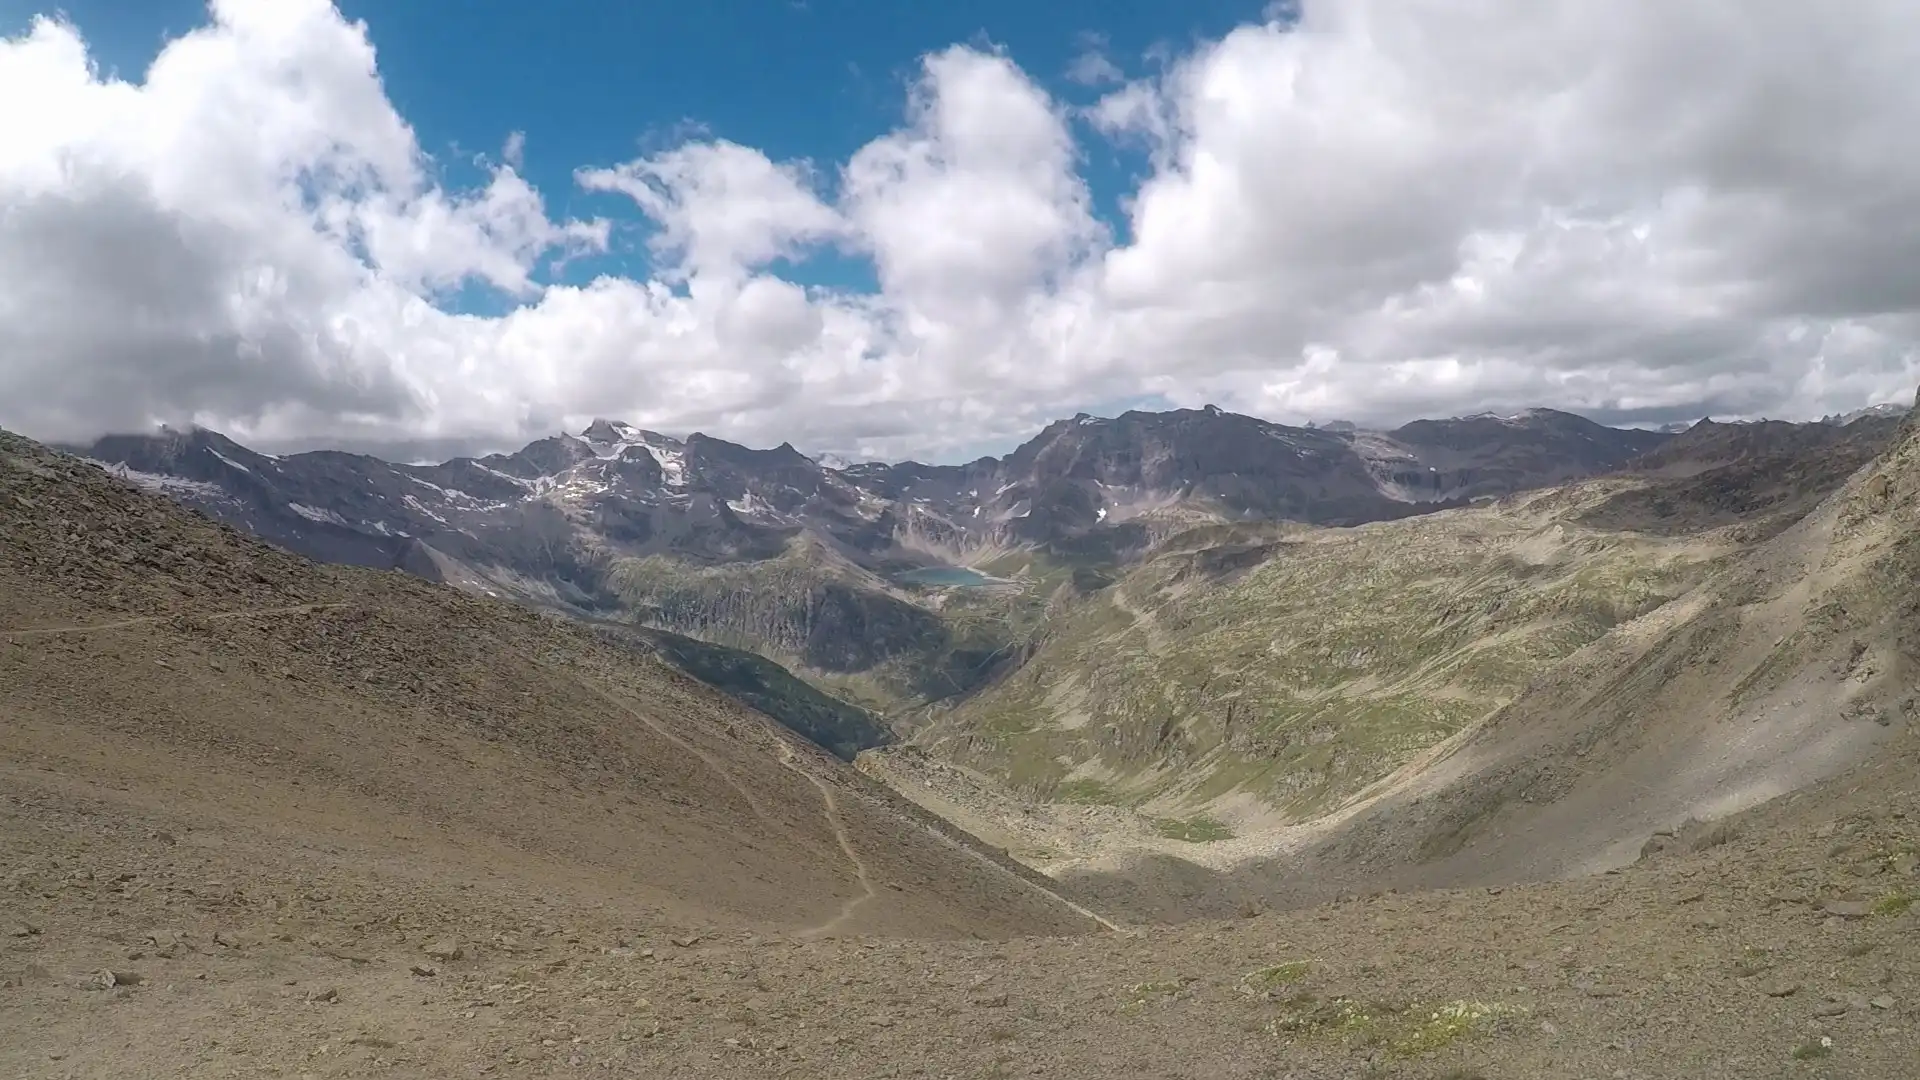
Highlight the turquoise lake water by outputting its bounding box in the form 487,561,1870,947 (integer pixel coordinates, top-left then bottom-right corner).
895,566,994,587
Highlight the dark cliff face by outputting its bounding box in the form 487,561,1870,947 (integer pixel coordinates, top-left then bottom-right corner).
967,405,1670,541
1002,409,1366,511
76,428,424,573
1625,414,1904,477
1383,410,1672,500
1572,413,1908,538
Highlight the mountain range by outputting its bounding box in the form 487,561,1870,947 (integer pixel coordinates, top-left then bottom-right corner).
73,404,1682,575
67,405,1698,720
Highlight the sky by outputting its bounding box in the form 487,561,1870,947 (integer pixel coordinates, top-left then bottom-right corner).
2,1,1919,464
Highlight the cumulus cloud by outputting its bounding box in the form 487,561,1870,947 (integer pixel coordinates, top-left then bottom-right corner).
3,0,1919,462
577,142,842,283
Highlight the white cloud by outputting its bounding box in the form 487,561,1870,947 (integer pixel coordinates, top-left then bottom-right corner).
3,0,1920,464
1066,34,1125,87
577,141,843,283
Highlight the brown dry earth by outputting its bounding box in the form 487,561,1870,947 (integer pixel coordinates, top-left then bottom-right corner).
3,429,1918,1079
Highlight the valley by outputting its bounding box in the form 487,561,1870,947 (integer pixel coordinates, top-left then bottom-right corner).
7,399,1919,1078
71,401,1913,876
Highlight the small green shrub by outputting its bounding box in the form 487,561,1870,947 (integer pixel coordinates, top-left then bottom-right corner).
1151,815,1235,842
1792,1037,1834,1060
1242,961,1314,990
1871,890,1913,917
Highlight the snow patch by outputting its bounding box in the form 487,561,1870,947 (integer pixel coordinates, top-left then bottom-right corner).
812,451,862,471
645,443,687,487
578,423,687,487
473,464,534,488
725,491,772,517
403,474,481,505
87,460,229,500
288,502,352,527
208,449,252,475
401,494,449,524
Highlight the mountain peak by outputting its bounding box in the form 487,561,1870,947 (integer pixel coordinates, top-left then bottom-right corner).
581,418,637,444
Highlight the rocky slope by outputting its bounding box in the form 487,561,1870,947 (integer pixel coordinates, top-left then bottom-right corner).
0,428,1099,937
1009,400,1920,927
1574,414,1904,540
874,412,1907,899
70,406,1678,722
908,485,1733,821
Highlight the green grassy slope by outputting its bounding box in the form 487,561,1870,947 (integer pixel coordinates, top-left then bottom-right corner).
620,626,892,760
917,484,1735,820
603,537,1056,719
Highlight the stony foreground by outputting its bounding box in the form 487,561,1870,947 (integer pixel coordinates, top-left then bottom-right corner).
5,744,1916,1080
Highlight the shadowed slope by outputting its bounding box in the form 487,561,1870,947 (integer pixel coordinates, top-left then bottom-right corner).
0,430,1096,941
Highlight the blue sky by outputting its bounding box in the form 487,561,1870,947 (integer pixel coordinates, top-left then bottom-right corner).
5,0,1262,299
5,1,1913,462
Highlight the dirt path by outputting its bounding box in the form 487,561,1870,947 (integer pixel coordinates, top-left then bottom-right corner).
779,742,879,939
573,677,808,862
2,601,355,638
4,595,1118,935
1107,584,1167,656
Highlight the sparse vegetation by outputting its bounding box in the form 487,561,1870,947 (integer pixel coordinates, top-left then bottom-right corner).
1125,977,1193,998
1054,778,1120,804
1261,992,1520,1059
1241,961,1314,991
1732,945,1775,977
1391,1000,1522,1057
923,492,1726,815
1872,889,1913,917
1150,814,1234,842
1793,1037,1835,1061
1266,993,1381,1044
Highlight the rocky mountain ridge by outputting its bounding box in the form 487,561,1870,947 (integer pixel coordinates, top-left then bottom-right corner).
82,405,1894,734
70,404,1684,574
65,405,1693,722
